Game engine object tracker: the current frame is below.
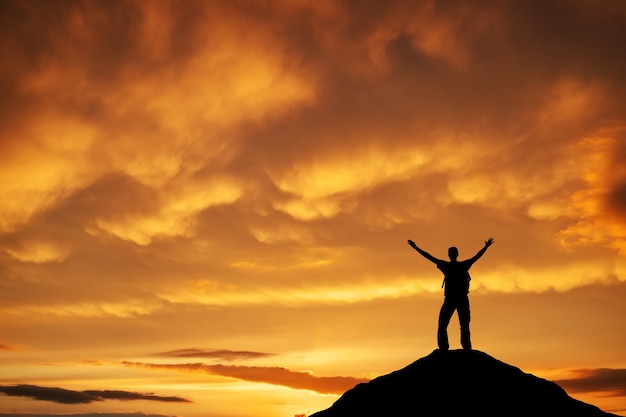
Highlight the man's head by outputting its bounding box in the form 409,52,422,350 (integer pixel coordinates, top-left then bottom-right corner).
448,246,459,260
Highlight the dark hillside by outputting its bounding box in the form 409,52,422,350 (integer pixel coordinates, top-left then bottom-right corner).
311,350,617,417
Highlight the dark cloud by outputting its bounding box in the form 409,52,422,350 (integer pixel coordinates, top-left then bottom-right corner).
82,389,190,403
123,361,368,395
607,182,626,217
0,414,175,417
156,348,275,361
556,369,626,397
0,384,190,404
0,385,96,404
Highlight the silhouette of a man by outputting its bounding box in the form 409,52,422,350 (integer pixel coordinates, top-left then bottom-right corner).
407,237,494,351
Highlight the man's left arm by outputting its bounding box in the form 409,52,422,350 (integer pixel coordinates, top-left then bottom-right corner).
467,237,495,264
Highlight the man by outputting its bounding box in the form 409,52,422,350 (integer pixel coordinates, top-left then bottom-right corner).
408,237,494,351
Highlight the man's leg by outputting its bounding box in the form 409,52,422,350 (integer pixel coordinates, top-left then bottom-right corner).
457,296,471,350
437,297,455,350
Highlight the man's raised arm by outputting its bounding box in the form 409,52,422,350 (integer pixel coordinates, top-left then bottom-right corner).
467,237,495,264
407,240,440,264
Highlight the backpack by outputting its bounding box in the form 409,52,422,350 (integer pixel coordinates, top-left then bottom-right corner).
438,261,471,296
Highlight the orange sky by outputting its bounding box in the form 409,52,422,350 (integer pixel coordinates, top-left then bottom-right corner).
1,1,626,416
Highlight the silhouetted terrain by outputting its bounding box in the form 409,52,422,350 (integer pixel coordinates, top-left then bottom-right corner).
311,350,617,417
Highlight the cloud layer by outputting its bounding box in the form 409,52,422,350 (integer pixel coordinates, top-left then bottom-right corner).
557,369,626,397
0,1,624,311
0,384,190,404
122,361,368,395
156,348,275,361
0,415,174,417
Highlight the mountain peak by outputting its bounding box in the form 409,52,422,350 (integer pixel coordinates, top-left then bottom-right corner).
311,349,617,417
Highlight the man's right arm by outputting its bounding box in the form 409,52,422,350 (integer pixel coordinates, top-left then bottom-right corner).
408,240,440,264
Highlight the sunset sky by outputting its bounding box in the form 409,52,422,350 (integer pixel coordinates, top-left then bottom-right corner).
1,1,626,416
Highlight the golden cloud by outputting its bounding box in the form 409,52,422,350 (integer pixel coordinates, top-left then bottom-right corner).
558,125,626,254
122,360,368,395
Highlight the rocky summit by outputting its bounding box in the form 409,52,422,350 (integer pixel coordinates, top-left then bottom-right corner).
311,349,617,417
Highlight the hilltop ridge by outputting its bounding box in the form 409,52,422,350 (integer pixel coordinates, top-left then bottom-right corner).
311,349,618,417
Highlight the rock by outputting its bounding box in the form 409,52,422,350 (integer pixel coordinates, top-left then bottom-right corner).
311,349,617,417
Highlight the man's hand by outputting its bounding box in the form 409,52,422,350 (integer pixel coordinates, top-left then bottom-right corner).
408,239,417,249
485,237,495,247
